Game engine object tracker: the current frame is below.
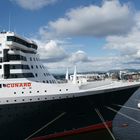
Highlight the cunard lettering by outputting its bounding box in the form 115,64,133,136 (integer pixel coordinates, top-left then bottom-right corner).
4,83,32,88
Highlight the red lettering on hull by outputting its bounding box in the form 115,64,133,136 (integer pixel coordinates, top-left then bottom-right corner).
3,83,32,88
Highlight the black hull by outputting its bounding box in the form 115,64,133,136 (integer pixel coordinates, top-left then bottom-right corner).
0,86,139,140
113,88,140,140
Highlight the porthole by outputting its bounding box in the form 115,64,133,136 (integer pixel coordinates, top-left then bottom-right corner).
30,99,32,101
43,81,45,83
45,98,47,100
14,100,17,102
22,92,24,94
37,91,39,93
29,91,32,93
59,97,61,99
31,65,33,69
45,90,47,92
14,92,16,94
66,89,68,91
6,100,9,102
59,89,61,91
38,98,40,100
22,99,25,101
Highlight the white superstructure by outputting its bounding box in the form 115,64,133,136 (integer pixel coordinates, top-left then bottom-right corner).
0,31,139,105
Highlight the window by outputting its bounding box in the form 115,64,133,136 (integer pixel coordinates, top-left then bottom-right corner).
9,54,27,61
0,58,2,63
10,64,29,69
36,65,38,69
8,73,34,79
7,36,38,50
30,57,32,61
35,73,38,77
31,65,33,69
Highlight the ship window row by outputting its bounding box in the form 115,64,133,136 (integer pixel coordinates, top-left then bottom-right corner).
4,73,34,79
30,65,45,69
9,54,27,61
30,57,39,61
44,73,50,76
46,80,56,84
7,36,38,50
10,64,30,69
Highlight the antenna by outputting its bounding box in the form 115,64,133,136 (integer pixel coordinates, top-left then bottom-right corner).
8,13,11,32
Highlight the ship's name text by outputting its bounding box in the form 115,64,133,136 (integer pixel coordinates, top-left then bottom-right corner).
3,83,32,88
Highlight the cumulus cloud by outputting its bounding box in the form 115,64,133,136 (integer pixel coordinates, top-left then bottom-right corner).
37,40,68,62
69,50,90,63
30,0,140,73
104,13,140,59
39,0,134,38
11,0,56,10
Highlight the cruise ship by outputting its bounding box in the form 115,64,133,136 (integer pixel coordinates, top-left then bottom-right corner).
0,31,139,140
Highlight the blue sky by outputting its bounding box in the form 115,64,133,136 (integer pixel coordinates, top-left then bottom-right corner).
1,0,140,73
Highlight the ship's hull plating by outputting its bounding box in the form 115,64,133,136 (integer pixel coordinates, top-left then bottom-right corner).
0,86,139,140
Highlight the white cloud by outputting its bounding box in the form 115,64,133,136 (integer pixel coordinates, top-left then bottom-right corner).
69,50,89,63
30,0,140,73
36,40,67,62
11,0,56,10
104,13,140,59
39,0,134,38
